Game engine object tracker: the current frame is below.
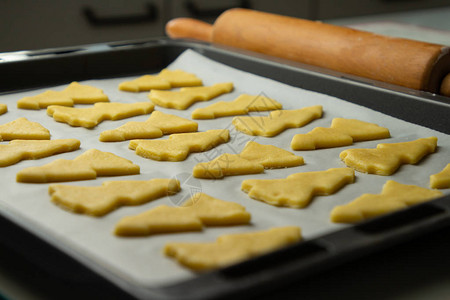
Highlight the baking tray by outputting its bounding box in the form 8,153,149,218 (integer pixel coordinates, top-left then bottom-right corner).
0,38,450,300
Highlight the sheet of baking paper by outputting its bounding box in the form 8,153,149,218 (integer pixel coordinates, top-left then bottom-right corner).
0,49,449,288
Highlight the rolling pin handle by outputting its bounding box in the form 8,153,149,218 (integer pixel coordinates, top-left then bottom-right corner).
165,18,213,42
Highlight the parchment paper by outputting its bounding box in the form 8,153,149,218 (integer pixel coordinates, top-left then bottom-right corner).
0,49,449,288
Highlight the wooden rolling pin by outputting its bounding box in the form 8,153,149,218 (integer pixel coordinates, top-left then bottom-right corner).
166,8,450,97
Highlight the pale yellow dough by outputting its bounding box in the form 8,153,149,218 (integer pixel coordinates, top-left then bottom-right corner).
191,94,282,119
232,106,323,137
47,102,154,128
114,192,251,236
16,149,140,183
241,168,355,208
129,129,229,161
149,82,234,110
193,141,304,179
119,69,203,92
49,178,180,216
0,104,7,115
0,139,80,167
340,137,437,175
164,226,301,271
0,117,50,141
17,82,109,110
291,118,390,150
331,180,443,223
99,111,198,142
430,163,450,189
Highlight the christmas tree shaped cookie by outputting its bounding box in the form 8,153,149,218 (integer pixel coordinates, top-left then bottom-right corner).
16,149,140,183
331,180,443,223
191,94,282,119
149,82,233,110
232,106,323,137
291,118,390,150
119,69,203,92
47,102,154,128
18,82,109,110
0,139,80,167
241,168,355,208
0,117,50,141
340,137,437,175
114,193,251,236
430,163,450,189
99,111,198,142
129,129,229,161
193,141,304,179
49,178,180,216
164,226,301,271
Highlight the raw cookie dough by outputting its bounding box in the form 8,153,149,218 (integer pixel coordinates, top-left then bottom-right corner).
129,129,229,161
232,106,323,137
340,137,437,175
193,141,304,179
99,111,198,142
47,102,154,128
16,149,140,183
241,168,355,208
0,104,7,115
0,117,50,141
17,82,109,110
191,94,282,119
148,82,234,110
430,163,450,189
330,180,443,223
164,226,301,271
119,69,203,92
114,192,251,236
0,139,80,167
49,178,180,216
291,118,390,150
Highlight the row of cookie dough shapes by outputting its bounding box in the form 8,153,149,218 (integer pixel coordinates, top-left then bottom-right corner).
119,69,203,92
330,180,443,223
430,163,450,189
129,129,229,161
0,139,80,167
340,137,437,176
17,82,109,110
232,105,323,137
115,193,251,236
0,104,6,115
291,118,390,150
164,226,301,271
49,178,180,216
191,94,282,119
99,111,198,142
149,82,234,110
193,141,304,179
0,118,50,141
16,149,139,183
241,168,355,208
47,102,154,128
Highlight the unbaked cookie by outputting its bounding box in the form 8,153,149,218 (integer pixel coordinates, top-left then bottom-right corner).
17,82,109,110
99,111,198,142
0,117,50,141
330,180,443,223
149,82,233,109
49,178,180,216
430,163,450,189
164,226,301,271
232,106,323,137
340,137,437,175
16,149,139,183
241,168,355,208
0,104,7,115
114,192,251,236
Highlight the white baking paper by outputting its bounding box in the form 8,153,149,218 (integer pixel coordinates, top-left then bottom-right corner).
0,49,449,288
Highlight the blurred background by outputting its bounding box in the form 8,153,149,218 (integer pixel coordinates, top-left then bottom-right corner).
1,0,450,52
